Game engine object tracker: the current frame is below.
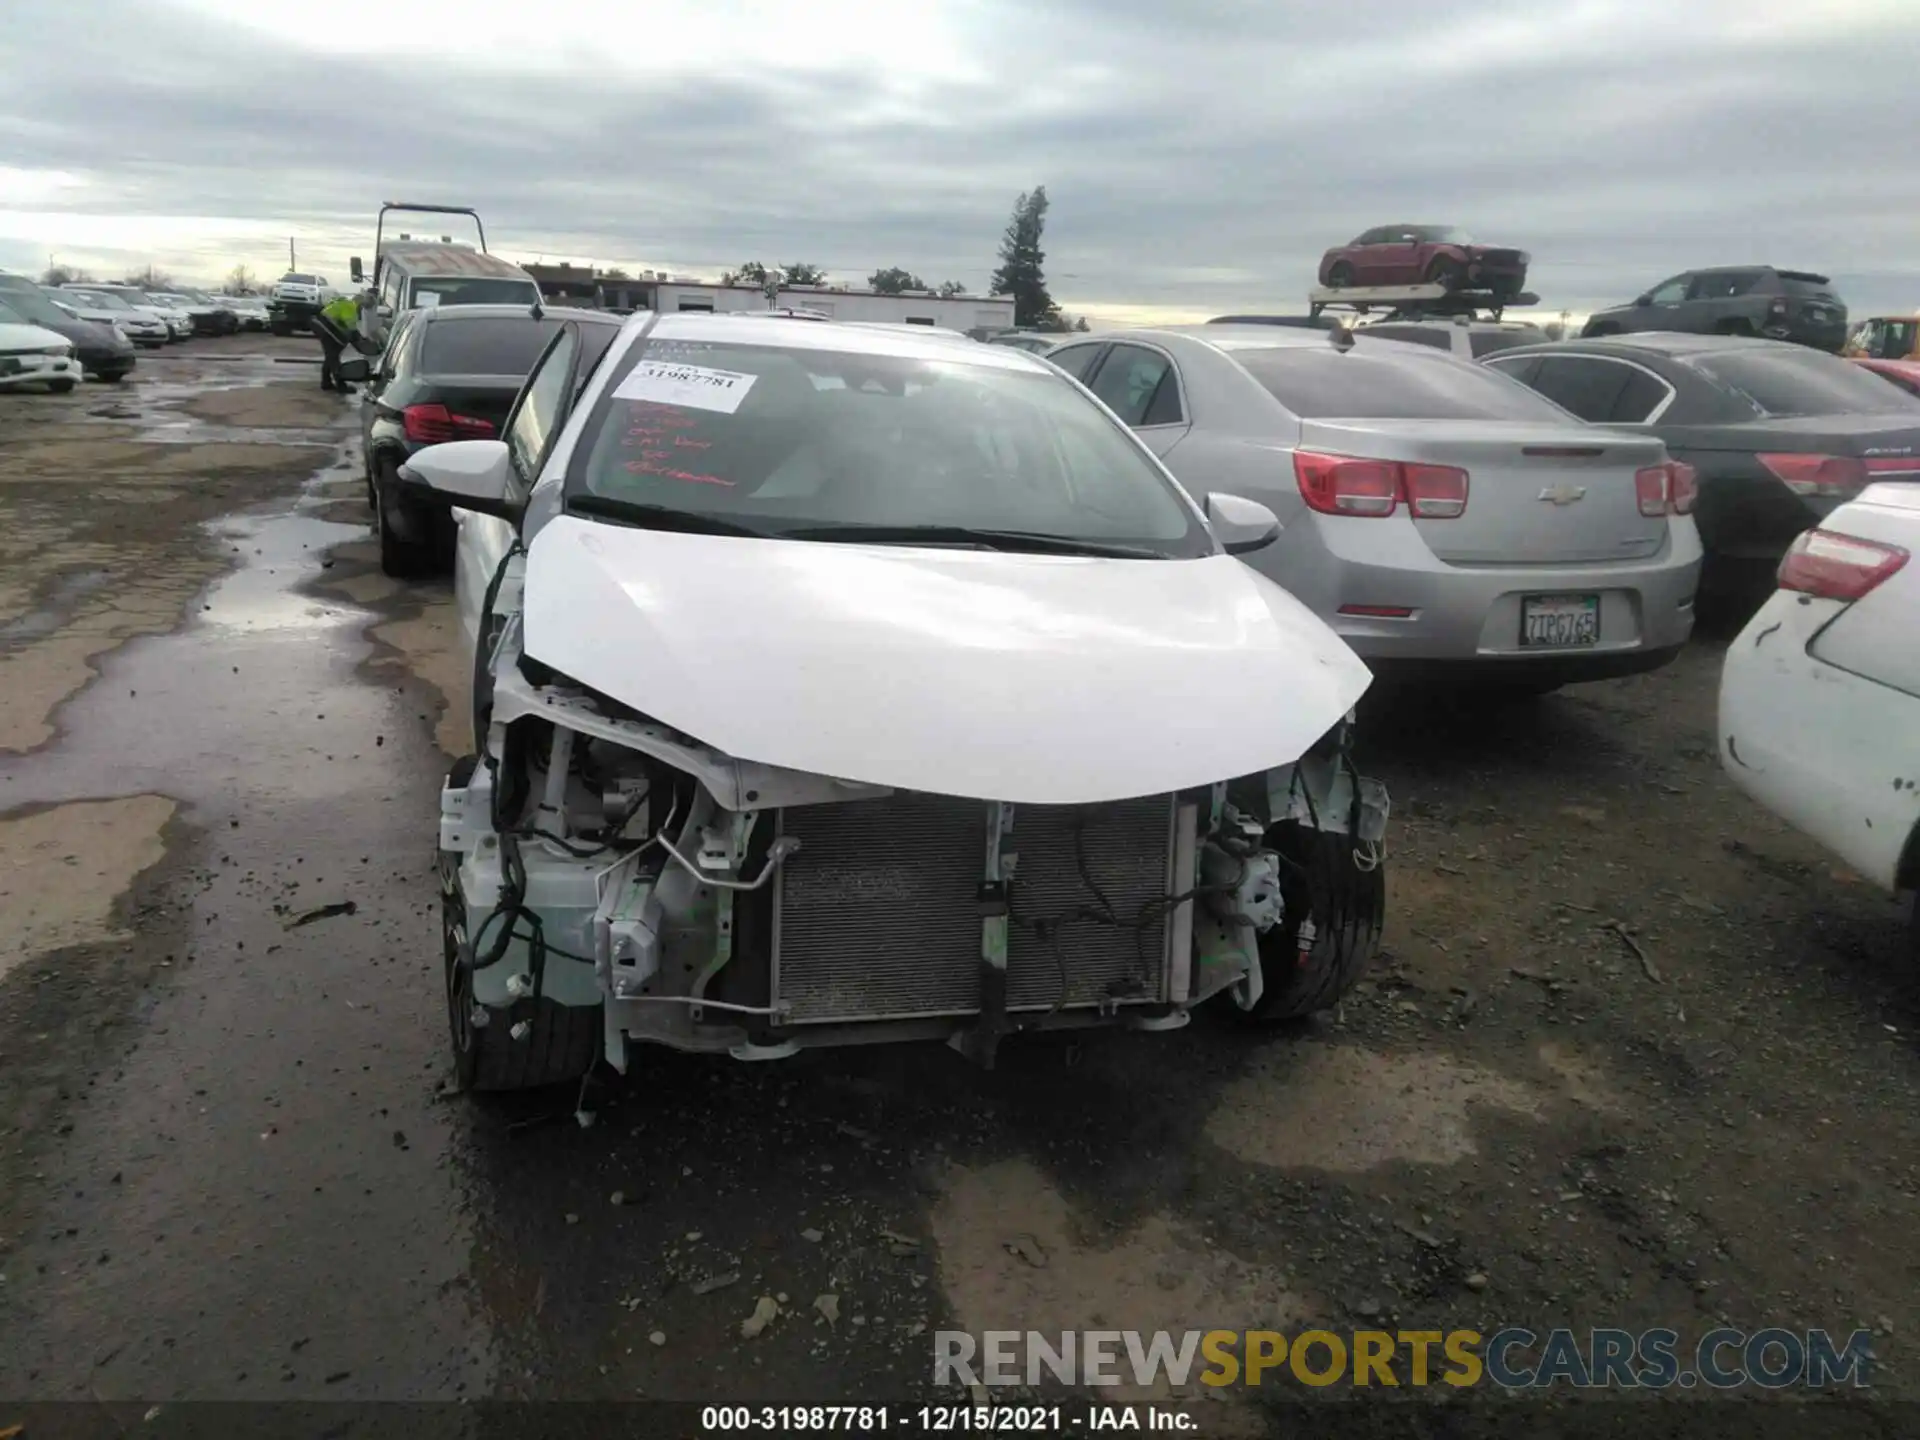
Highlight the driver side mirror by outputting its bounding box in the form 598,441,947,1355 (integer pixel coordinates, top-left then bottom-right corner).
350,256,364,283
398,440,518,521
1205,493,1282,555
1634,293,1653,307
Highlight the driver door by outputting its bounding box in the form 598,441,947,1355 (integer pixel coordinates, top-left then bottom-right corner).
456,325,582,664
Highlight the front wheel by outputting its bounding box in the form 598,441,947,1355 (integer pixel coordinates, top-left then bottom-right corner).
48,378,75,394
1233,825,1384,1022
1426,256,1466,291
1327,262,1355,289
441,757,603,1093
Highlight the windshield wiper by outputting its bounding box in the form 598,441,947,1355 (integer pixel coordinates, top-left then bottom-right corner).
782,523,1166,559
568,493,773,539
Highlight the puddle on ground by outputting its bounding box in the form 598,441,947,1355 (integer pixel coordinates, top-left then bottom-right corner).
0,452,393,811
1204,1045,1546,1173
0,794,177,984
930,1157,1303,1405
0,568,113,642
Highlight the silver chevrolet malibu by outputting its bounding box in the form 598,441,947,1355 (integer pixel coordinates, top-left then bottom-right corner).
1046,325,1702,692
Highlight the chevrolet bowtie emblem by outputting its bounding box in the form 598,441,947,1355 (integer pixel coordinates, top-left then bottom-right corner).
1538,483,1588,505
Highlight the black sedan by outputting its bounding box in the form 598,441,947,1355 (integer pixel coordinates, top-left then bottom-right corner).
341,303,623,577
0,274,136,382
1482,333,1920,588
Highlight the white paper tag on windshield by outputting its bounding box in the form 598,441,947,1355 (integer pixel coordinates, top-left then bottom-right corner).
613,360,757,414
414,292,441,308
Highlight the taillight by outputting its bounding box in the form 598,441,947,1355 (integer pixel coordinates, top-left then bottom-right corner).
1758,452,1866,497
1667,461,1697,515
1293,452,1468,519
1403,463,1469,518
1636,461,1696,517
1777,528,1909,601
403,403,496,444
1634,466,1670,517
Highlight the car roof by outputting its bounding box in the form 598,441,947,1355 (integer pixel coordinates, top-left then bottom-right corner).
1076,323,1337,352
410,302,622,326
382,244,531,280
1363,318,1544,333
624,311,1045,370
1491,332,1811,361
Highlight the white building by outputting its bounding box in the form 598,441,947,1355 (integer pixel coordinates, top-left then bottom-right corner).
593,275,1015,334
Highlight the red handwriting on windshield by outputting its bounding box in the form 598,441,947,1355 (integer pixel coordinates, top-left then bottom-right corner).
621,401,730,485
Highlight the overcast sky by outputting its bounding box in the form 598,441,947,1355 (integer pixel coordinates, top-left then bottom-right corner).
2,0,1916,322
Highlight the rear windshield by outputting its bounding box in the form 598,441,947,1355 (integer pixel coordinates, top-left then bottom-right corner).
1362,326,1452,352
569,339,1210,555
1688,349,1920,418
1468,331,1535,358
1232,345,1570,421
420,316,568,375
409,277,542,308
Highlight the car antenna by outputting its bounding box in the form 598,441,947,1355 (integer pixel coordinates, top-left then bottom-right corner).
1328,319,1355,353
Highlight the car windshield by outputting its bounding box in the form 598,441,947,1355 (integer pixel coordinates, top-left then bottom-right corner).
410,277,541,308
0,280,80,328
1688,349,1920,418
0,299,27,326
281,273,318,285
1232,344,1571,421
421,316,568,374
68,291,131,311
570,338,1210,556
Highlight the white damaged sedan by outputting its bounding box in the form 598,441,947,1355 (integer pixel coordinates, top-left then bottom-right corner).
399,313,1389,1090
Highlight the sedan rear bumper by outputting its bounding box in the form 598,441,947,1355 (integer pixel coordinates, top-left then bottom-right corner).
1248,518,1702,677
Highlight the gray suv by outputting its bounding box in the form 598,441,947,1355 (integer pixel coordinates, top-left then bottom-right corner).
1583,267,1847,352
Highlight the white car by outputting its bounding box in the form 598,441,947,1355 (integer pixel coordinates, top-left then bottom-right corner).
68,283,187,341
1719,483,1920,956
398,312,1390,1090
0,318,79,392
56,288,169,347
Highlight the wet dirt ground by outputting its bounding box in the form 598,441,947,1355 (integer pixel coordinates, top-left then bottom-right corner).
1,347,1916,1434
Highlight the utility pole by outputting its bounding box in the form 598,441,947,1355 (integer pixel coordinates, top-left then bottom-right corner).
289,236,296,270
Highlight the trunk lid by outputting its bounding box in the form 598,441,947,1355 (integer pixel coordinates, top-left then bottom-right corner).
1296,418,1672,565
414,375,524,433
1668,417,1920,480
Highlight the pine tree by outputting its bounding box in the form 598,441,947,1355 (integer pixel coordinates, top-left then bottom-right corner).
990,187,1059,329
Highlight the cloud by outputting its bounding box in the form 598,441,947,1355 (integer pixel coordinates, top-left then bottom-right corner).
1,0,1916,319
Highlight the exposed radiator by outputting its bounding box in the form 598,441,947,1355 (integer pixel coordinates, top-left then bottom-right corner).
772,793,1178,1025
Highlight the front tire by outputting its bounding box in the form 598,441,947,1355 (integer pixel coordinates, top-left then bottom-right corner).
1327,262,1356,289
48,378,75,394
1234,825,1384,1021
441,757,602,1093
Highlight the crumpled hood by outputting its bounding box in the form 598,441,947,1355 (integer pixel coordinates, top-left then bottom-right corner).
522,515,1371,805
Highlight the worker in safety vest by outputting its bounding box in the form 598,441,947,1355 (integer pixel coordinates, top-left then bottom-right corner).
312,292,361,393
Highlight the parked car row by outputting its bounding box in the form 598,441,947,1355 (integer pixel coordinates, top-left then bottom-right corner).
0,272,138,386
298,258,1920,1091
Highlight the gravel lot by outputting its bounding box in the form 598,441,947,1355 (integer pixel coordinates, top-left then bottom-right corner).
0,349,1914,1433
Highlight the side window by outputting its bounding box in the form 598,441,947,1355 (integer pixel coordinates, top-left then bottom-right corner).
1687,271,1759,301
1090,343,1181,427
1611,367,1673,424
573,324,619,398
379,313,416,380
1646,275,1689,305
379,265,403,316
1483,355,1542,387
503,327,580,490
1529,356,1632,423
1890,320,1919,358
1047,343,1103,381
